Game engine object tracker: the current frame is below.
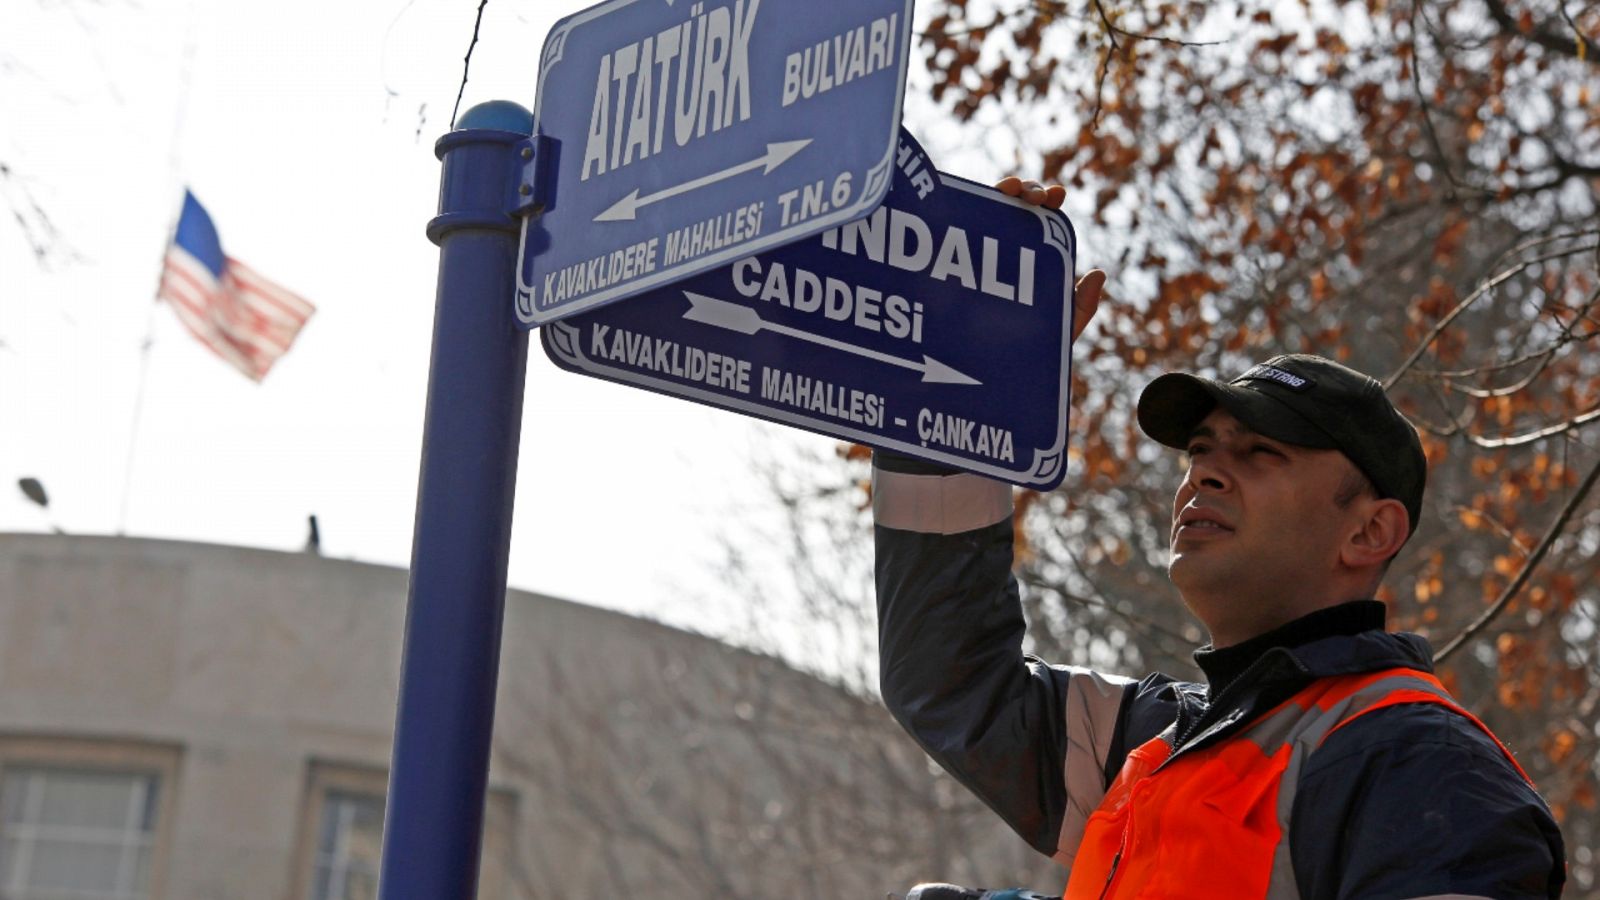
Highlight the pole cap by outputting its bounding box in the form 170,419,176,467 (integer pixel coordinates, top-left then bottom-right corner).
454,100,533,134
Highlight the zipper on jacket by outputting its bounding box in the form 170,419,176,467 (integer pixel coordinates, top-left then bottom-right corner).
1097,776,1145,900
1158,648,1309,772
1096,850,1121,900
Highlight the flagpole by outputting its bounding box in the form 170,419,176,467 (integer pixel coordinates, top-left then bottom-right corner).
115,298,162,535
118,11,197,534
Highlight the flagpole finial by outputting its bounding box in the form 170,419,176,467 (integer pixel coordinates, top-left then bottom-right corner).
454,100,533,134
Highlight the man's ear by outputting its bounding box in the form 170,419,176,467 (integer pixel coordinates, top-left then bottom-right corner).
1343,498,1410,569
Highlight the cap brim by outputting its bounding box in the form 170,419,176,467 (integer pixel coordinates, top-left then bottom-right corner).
1137,373,1337,450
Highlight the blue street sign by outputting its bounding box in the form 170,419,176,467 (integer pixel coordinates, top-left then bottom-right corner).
542,130,1079,489
516,0,915,328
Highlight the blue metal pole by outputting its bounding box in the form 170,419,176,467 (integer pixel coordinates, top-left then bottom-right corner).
379,100,535,900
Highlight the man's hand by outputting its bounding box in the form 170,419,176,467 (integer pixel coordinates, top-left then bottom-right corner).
997,176,1065,210
1071,269,1104,344
997,177,1104,343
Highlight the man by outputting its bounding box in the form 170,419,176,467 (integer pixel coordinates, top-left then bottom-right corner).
875,180,1566,899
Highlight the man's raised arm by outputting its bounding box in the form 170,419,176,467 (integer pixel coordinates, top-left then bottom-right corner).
872,267,1155,864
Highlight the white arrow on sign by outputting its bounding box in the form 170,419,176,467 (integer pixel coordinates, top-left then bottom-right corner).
594,140,812,222
681,291,981,385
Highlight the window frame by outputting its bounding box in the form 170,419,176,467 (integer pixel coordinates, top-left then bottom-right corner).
290,760,518,900
0,734,182,900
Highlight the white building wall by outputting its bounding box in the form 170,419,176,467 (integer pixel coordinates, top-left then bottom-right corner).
0,533,1049,899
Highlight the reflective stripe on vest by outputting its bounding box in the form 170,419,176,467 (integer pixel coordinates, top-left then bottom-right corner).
1061,668,1532,900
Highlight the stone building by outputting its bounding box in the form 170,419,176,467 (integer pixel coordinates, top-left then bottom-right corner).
0,533,1046,899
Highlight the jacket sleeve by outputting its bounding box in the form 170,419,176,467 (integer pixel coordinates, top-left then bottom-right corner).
1289,703,1567,900
872,464,1141,864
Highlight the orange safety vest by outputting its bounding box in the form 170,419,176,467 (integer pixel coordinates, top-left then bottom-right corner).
1062,668,1533,900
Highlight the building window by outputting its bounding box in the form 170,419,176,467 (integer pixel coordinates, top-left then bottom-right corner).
293,762,517,900
0,766,160,899
309,789,383,900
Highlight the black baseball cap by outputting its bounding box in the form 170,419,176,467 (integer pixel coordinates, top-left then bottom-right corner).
1136,354,1427,534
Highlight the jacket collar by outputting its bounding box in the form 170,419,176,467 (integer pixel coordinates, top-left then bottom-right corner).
1194,600,1434,697
1163,602,1436,759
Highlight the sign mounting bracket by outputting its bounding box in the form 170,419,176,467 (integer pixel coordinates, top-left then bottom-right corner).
514,133,560,217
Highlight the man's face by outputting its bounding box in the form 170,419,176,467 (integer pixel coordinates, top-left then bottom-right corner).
1168,407,1363,645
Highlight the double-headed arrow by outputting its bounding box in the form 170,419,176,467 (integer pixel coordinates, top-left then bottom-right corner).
594,139,812,222
681,291,981,385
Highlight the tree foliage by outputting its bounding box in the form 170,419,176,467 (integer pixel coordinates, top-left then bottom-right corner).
888,0,1600,888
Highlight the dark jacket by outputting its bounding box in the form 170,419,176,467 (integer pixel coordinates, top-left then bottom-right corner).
873,465,1566,899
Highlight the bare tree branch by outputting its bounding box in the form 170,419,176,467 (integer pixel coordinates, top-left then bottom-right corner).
1408,8,1473,194
1435,450,1600,662
1464,405,1600,448
1385,239,1600,389
1078,0,1225,48
1479,0,1599,64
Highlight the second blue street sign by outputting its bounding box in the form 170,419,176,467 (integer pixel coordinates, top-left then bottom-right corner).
542,130,1080,489
516,0,916,327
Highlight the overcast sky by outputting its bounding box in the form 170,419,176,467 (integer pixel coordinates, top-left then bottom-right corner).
0,0,1025,636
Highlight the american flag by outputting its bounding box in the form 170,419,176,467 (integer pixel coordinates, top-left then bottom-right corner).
157,191,314,381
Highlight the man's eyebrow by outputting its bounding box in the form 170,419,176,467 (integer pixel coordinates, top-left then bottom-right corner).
1184,423,1279,446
